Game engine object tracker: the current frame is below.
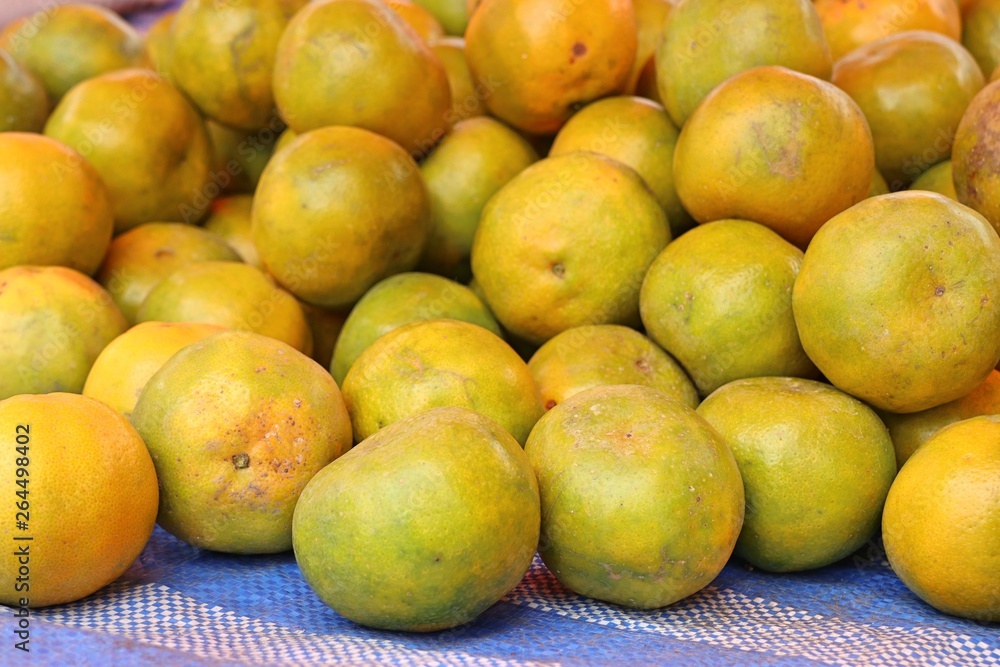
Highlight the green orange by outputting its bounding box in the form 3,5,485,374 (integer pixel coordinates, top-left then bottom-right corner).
793,192,1000,412
330,272,500,384
526,384,744,608
641,219,818,396
673,66,873,248
419,116,537,280
527,325,698,410
549,96,690,238
96,222,240,324
656,0,832,127
131,330,352,553
273,0,451,155
697,377,897,572
0,133,112,275
136,261,312,354
0,49,47,132
471,152,668,344
252,126,431,309
342,319,543,444
882,415,1000,622
0,266,126,400
831,31,984,189
293,406,539,631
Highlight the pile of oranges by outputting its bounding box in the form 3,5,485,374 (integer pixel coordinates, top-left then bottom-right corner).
0,0,997,632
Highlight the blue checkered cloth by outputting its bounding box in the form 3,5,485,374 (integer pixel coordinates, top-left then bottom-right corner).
2,526,997,665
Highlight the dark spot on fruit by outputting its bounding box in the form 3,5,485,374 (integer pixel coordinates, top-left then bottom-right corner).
434,557,441,563
155,249,174,259
635,358,652,374
696,496,701,503
551,262,565,278
255,366,266,373
935,286,946,296
573,42,587,57
232,453,250,469
625,432,632,438
544,399,557,410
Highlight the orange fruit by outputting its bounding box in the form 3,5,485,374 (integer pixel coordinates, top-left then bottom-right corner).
909,160,958,200
385,0,445,43
0,393,157,607
471,152,668,344
525,384,744,608
418,116,537,280
793,192,1000,412
0,133,112,275
0,49,47,132
83,321,225,419
878,370,1000,468
673,66,873,248
814,0,962,62
953,80,1000,232
465,0,637,135
697,377,897,572
549,96,692,239
144,11,175,78
963,0,1000,78
330,272,501,384
169,0,287,131
527,325,698,411
137,261,313,354
44,69,213,232
640,219,819,396
252,126,430,309
431,37,486,125
293,406,539,631
0,266,126,400
0,4,148,101
832,31,984,189
96,222,241,324
273,127,298,154
273,0,451,155
410,0,469,35
202,195,261,268
342,319,543,444
656,0,832,126
626,0,675,95
131,330,352,553
882,415,1000,622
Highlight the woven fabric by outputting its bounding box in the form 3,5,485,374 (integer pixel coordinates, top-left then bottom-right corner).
1,527,997,666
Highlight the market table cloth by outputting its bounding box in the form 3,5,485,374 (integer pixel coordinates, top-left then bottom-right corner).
0,1,997,664
2,526,997,665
